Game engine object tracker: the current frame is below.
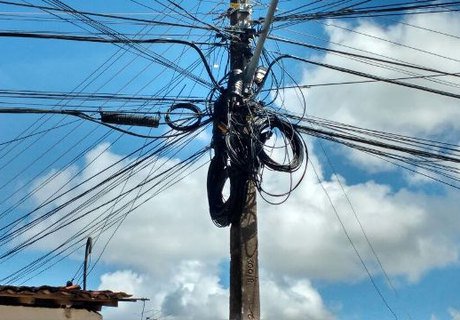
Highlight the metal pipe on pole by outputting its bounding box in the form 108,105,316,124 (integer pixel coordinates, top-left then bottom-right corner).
243,0,279,90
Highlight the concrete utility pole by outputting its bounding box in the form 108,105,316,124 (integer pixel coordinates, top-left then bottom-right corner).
226,1,278,319
228,1,258,319
229,184,259,320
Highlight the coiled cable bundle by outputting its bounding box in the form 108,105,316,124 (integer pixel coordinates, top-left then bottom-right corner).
207,98,307,227
165,103,203,132
207,153,249,227
255,114,305,173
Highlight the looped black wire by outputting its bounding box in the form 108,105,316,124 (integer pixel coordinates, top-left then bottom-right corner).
206,92,250,227
257,115,305,172
165,103,202,131
207,99,308,227
207,154,248,227
225,130,255,170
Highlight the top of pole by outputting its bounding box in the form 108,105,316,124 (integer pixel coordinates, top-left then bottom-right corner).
229,0,252,31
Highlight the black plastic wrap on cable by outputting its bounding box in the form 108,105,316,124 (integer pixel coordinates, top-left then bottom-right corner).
100,112,160,128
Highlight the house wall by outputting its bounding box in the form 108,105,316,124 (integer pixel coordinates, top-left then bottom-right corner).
0,305,102,320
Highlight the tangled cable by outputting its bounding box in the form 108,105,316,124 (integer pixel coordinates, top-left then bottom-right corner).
207,94,307,227
254,114,305,173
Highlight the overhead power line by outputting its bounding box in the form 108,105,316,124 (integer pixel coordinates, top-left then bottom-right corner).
260,54,460,100
0,0,215,31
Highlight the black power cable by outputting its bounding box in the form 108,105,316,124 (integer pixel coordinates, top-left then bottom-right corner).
0,32,220,89
0,0,214,31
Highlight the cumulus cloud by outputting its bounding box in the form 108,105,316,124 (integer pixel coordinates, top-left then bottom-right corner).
99,270,144,297
20,140,460,318
283,12,460,173
301,13,460,133
98,263,229,320
261,276,334,320
17,11,460,320
259,162,460,283
449,308,460,320
99,265,334,320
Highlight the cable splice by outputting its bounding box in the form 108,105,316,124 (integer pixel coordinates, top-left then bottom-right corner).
100,112,160,128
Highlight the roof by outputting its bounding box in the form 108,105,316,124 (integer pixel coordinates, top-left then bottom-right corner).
0,284,133,311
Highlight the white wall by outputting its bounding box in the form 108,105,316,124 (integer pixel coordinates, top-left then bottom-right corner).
0,305,102,320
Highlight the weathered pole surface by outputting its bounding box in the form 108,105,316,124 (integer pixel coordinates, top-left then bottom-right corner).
230,183,259,320
228,1,260,319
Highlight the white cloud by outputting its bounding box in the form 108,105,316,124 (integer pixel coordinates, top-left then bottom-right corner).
99,270,144,296
259,165,460,283
98,270,148,320
98,264,334,320
308,14,460,133
15,12,460,319
261,276,334,320
17,136,460,318
283,12,460,173
98,263,229,320
450,308,460,320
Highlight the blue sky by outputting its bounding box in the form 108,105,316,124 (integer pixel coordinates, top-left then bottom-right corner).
1,1,460,320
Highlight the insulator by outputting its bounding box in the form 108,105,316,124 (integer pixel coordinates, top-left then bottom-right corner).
254,67,267,85
231,69,244,96
100,112,160,128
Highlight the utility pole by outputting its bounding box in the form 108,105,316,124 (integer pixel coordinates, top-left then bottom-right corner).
228,1,258,319
83,237,92,291
208,1,278,319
